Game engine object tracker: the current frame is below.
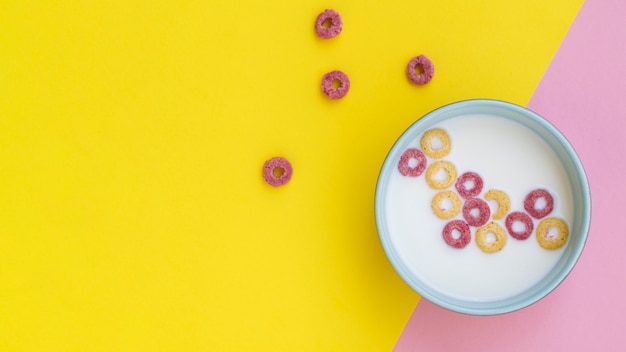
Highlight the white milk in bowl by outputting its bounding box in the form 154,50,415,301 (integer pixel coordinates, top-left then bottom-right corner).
381,112,574,304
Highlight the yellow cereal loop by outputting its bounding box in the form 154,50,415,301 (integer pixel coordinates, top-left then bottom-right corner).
420,128,451,159
475,222,507,253
425,160,457,190
431,191,462,219
484,189,511,220
536,217,569,250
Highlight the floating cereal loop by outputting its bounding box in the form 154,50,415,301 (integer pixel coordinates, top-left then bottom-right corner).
462,198,491,227
314,9,343,39
425,160,457,190
505,211,534,240
524,188,554,219
431,190,462,219
475,222,507,253
420,128,451,159
397,148,427,177
536,217,569,250
407,55,435,85
442,219,471,248
455,171,484,199
484,189,511,220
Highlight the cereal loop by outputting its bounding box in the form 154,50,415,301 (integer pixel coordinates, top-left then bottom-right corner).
475,222,507,253
505,211,534,240
442,219,471,249
524,188,554,219
462,198,491,227
420,128,451,159
425,161,457,190
536,217,569,250
398,148,427,177
431,190,462,219
455,171,484,199
321,70,350,99
263,157,293,187
315,9,343,39
484,189,511,220
407,55,435,85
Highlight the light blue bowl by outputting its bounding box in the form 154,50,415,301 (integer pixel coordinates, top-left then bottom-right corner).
375,99,591,315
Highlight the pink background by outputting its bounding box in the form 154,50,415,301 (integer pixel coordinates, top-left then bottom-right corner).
394,0,626,350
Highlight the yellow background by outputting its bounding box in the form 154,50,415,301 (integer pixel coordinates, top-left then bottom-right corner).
0,0,582,350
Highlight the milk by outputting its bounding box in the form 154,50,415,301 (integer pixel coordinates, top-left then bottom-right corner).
384,114,573,301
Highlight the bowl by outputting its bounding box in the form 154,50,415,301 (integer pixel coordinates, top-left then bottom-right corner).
375,99,591,315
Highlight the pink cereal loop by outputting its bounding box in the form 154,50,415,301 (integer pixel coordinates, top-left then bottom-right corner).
263,157,293,187
505,211,534,240
407,55,435,85
442,219,471,249
524,188,554,219
462,198,491,227
455,171,484,199
397,148,427,177
315,9,343,39
321,70,350,99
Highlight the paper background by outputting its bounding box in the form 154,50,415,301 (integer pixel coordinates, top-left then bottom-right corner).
0,0,584,350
